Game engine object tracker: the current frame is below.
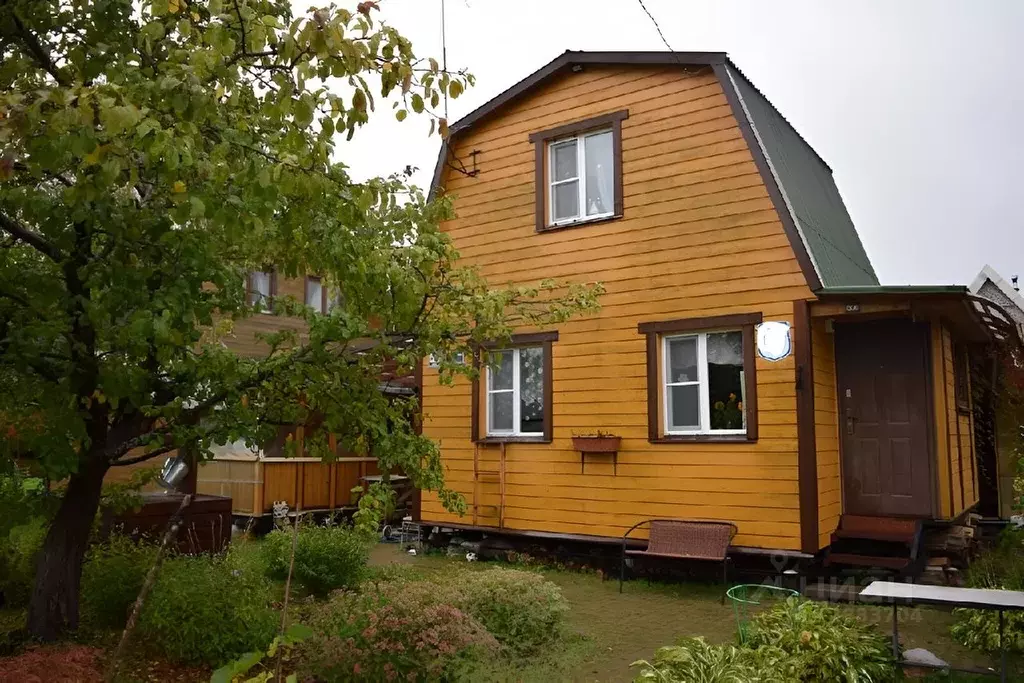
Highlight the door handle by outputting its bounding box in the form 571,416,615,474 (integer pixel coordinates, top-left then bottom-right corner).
845,404,856,435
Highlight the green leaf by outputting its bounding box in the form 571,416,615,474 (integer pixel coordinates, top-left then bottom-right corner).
410,93,423,113
449,81,463,99
208,0,223,15
395,109,407,122
285,623,314,642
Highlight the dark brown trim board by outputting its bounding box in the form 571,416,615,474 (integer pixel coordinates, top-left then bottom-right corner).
638,312,763,335
471,332,558,444
529,110,629,233
793,299,818,554
713,63,823,293
640,312,761,444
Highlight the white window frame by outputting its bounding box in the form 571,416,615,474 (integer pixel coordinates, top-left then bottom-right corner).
663,331,747,436
486,346,544,437
547,128,614,227
305,276,326,314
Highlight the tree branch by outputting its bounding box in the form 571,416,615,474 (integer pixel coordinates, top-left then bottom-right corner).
0,211,62,262
110,444,177,467
10,11,68,87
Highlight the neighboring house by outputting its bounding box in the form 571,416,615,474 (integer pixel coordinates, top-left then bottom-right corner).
419,51,1020,559
970,264,1024,519
106,270,410,521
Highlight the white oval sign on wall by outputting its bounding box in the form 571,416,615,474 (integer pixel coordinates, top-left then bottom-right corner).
756,321,792,362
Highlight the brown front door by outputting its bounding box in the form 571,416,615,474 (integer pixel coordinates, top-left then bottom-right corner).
835,319,933,517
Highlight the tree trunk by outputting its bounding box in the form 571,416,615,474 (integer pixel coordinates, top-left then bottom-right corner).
26,456,110,640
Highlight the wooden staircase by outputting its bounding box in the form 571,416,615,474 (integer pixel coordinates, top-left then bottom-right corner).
823,515,925,574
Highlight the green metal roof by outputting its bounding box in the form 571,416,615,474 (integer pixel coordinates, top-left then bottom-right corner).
726,66,880,289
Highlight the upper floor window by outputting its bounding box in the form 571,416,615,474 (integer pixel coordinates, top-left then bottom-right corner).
246,270,275,312
305,276,326,313
471,331,557,443
639,313,761,443
529,110,628,232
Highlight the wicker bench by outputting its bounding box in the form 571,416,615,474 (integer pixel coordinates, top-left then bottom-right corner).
620,519,737,595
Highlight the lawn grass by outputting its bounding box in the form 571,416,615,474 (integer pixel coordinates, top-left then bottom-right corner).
369,544,1009,682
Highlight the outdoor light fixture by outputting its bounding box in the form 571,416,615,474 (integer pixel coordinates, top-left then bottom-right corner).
156,455,189,491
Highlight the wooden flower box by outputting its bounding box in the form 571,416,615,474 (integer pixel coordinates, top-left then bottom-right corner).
572,435,622,474
572,435,621,453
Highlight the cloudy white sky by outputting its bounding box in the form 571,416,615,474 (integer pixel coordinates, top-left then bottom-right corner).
330,0,1024,287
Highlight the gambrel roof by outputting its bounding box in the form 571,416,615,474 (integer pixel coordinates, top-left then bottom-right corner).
430,51,880,291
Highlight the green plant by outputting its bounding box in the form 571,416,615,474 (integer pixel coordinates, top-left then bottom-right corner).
0,609,26,656
632,637,786,683
951,528,1024,653
79,534,158,630
211,623,313,683
261,523,370,597
0,516,46,608
300,586,498,682
137,554,277,666
746,598,895,682
439,567,568,655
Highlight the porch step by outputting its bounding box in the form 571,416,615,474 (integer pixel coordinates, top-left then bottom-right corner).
824,553,911,571
824,515,925,575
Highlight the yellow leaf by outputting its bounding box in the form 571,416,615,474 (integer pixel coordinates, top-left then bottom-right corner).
168,0,180,13
83,145,104,166
173,180,186,193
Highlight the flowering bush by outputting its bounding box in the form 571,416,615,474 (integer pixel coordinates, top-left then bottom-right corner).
300,584,498,682
438,567,568,655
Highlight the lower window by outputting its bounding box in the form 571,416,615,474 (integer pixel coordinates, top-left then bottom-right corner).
663,330,750,436
486,346,545,436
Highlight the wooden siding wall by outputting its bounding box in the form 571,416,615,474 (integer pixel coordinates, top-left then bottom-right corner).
223,275,308,358
932,324,979,519
422,66,815,551
197,458,378,515
812,319,841,548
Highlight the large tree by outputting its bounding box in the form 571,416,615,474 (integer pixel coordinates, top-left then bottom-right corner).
0,0,600,639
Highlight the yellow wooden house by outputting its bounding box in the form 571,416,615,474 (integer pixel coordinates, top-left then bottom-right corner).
419,51,1020,562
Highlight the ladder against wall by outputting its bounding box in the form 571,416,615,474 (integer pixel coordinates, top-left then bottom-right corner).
472,443,506,528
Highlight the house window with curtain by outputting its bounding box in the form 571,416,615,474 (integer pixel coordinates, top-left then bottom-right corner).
639,313,760,443
529,110,627,232
472,332,557,443
304,276,326,313
246,270,274,312
664,331,746,435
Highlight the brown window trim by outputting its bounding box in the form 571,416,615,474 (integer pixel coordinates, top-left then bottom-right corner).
640,312,762,444
304,275,328,314
529,109,628,233
247,269,277,310
471,331,557,444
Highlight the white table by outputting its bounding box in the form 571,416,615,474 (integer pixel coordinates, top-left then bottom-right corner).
860,580,1024,681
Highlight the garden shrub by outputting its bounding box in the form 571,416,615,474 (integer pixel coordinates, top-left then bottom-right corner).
0,609,27,656
952,528,1024,653
300,585,498,682
137,554,277,666
80,534,158,630
632,637,787,683
261,523,370,596
0,517,47,608
438,567,568,655
746,598,895,682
